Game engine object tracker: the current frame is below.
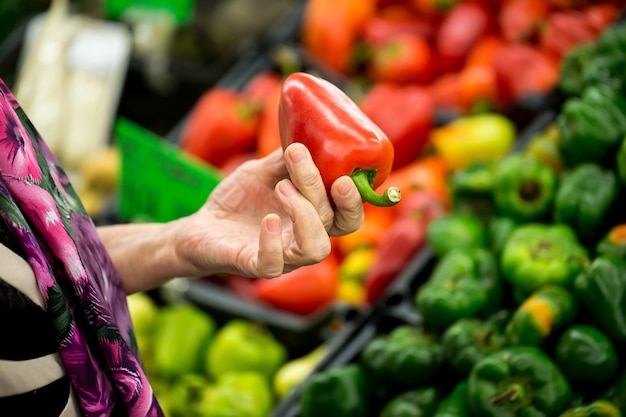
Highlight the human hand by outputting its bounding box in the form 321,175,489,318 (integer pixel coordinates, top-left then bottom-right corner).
170,143,364,278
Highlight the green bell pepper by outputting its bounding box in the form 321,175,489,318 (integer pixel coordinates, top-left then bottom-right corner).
596,21,626,55
601,368,626,414
487,216,518,257
581,53,626,97
553,163,620,241
300,364,369,417
170,373,210,417
206,319,287,381
152,304,216,379
597,224,626,258
416,248,502,331
493,153,557,223
501,223,589,297
555,324,618,386
573,255,626,342
449,162,496,217
467,346,572,417
426,213,487,257
381,387,442,417
360,325,445,389
442,317,506,377
505,285,578,347
433,381,470,417
200,372,273,417
557,85,626,167
618,137,626,186
558,400,622,417
559,42,598,97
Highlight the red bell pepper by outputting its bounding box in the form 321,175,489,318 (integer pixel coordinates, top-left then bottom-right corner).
358,83,434,170
362,5,436,46
435,2,494,73
545,0,590,6
180,87,261,168
364,189,447,303
498,0,551,43
411,0,459,15
539,9,602,60
428,72,464,113
583,3,621,33
492,43,559,105
256,80,283,158
366,33,436,85
254,254,339,316
242,71,283,106
279,72,401,207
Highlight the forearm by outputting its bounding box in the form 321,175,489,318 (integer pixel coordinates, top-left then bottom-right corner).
97,222,183,294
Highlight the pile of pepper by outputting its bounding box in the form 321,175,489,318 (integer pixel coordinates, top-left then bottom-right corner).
297,21,626,417
126,293,296,417
300,0,623,114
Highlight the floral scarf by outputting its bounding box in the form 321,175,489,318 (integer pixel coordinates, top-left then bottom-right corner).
0,79,163,416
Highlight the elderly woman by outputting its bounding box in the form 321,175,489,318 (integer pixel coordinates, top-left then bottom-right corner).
0,79,364,417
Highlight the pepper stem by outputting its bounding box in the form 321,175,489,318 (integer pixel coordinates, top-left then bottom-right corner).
351,169,401,207
491,380,532,412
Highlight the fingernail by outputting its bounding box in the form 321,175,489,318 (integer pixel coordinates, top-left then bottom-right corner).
338,177,353,196
277,180,296,197
266,215,281,233
289,143,308,163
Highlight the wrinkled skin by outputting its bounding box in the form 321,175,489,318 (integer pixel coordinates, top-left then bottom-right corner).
99,143,365,293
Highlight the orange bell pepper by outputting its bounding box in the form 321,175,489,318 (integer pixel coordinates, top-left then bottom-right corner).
464,35,506,69
378,156,451,207
457,36,506,112
457,65,500,112
333,204,396,256
301,0,376,74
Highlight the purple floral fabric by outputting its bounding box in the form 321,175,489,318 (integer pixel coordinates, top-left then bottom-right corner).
0,78,163,416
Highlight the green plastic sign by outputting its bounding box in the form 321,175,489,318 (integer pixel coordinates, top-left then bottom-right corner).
115,117,222,223
104,0,194,26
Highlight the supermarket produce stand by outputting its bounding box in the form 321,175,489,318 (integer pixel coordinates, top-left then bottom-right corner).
2,1,626,417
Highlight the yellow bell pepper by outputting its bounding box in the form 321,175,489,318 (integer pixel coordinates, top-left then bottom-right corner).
432,113,516,171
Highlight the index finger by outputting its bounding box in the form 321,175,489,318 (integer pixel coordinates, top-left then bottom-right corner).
283,143,335,231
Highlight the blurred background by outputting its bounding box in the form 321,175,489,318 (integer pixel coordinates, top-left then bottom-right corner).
3,2,626,416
